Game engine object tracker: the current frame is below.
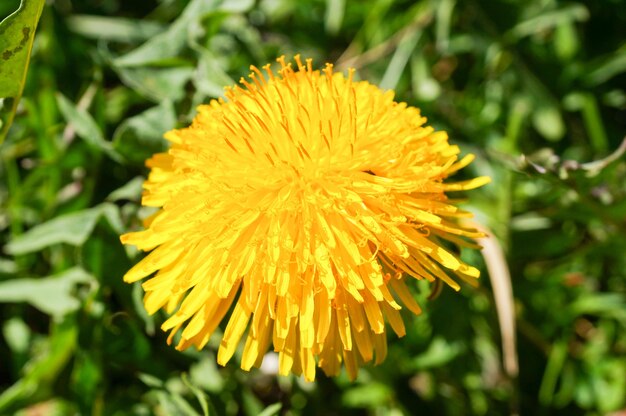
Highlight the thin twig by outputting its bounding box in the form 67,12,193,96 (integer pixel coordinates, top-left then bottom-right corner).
477,224,519,379
581,136,626,175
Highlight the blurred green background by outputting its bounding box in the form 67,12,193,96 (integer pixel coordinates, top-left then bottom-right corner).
1,0,625,415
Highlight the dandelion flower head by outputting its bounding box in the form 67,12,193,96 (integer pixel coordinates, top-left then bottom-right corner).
121,55,490,381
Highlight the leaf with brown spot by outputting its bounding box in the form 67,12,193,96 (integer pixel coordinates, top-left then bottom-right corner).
0,0,45,142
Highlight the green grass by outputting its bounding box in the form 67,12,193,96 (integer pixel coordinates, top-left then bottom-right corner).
1,0,625,415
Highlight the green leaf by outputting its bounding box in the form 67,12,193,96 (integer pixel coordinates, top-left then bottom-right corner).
324,0,346,35
113,66,194,103
0,0,45,142
585,50,626,86
106,176,145,202
410,337,464,369
563,92,609,153
138,373,164,388
342,383,392,408
100,203,124,234
113,100,176,164
591,359,626,412
568,293,626,322
181,373,210,416
241,387,264,416
380,27,422,91
0,318,78,412
2,317,30,353
532,105,565,142
113,0,221,67
539,341,568,406
0,267,94,318
156,390,201,416
506,4,589,40
554,21,579,61
189,355,224,393
56,92,122,162
191,46,235,98
257,403,282,416
5,203,123,255
435,0,454,52
219,0,254,13
132,281,155,335
70,351,102,410
410,52,441,102
66,15,165,43
0,258,18,274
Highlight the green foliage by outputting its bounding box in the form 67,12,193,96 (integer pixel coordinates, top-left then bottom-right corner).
0,268,94,318
0,0,45,142
1,0,625,415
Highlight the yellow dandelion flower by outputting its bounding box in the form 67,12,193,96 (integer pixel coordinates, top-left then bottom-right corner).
121,55,490,382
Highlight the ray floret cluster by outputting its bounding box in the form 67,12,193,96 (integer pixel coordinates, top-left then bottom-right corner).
120,55,490,381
